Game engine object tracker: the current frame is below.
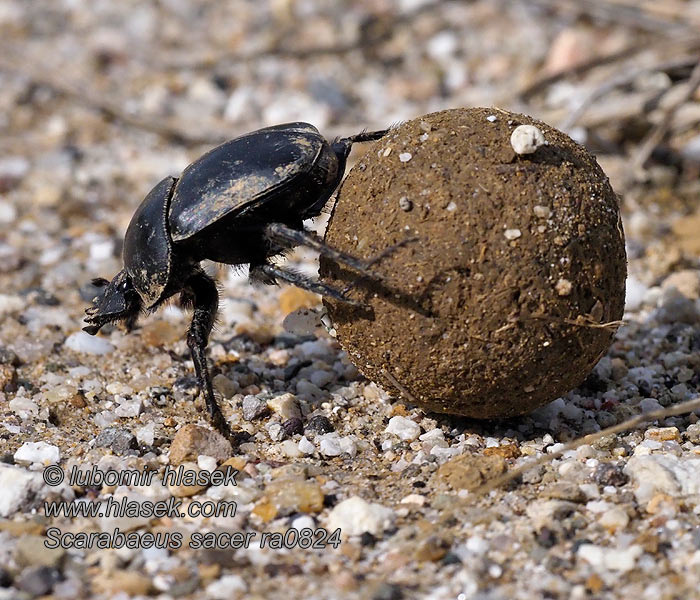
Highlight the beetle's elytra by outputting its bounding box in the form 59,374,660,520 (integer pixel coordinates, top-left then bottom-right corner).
84,122,387,440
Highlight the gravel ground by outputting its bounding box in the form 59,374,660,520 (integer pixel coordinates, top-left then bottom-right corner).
0,1,699,599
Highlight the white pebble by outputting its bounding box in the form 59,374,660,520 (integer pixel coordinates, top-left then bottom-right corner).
197,455,217,471
504,229,522,240
577,544,642,572
205,575,248,599
625,276,649,312
291,514,316,531
385,416,421,441
0,464,72,518
136,423,156,446
445,201,457,212
318,433,343,456
599,507,629,531
399,152,412,162
115,399,142,418
65,331,114,355
511,125,546,155
89,239,115,262
555,278,573,296
533,205,551,218
486,115,498,122
624,455,700,504
0,201,17,223
298,436,315,455
326,496,395,537
14,441,60,465
279,439,302,458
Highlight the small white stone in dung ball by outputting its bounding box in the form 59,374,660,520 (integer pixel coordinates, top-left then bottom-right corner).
511,125,546,155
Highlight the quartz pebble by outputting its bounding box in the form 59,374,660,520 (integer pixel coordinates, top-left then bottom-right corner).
14,441,60,465
624,455,700,504
205,575,247,599
385,416,421,441
326,496,395,537
510,124,546,154
0,465,73,518
577,544,642,572
64,331,114,355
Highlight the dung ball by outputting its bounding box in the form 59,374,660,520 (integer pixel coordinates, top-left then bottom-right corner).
319,107,626,419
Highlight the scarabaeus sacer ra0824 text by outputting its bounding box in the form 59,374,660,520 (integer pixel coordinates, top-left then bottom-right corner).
83,122,388,441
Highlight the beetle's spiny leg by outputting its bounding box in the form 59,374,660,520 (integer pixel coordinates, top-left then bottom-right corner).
252,263,364,307
265,222,377,277
343,128,389,144
184,270,233,442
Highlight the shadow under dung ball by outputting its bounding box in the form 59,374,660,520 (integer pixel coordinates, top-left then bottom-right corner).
320,108,626,418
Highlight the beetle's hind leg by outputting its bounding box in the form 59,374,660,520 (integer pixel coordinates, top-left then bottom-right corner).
250,262,363,307
182,269,234,442
265,222,373,276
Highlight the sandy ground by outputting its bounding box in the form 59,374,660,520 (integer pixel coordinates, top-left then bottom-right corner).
0,1,699,599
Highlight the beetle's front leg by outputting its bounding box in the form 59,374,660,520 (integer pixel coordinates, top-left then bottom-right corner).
250,262,363,306
183,270,233,442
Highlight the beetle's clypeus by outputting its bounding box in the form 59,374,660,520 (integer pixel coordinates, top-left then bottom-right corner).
84,122,387,441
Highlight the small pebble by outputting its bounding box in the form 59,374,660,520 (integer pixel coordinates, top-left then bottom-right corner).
510,124,546,154
385,416,421,441
306,414,334,434
298,436,315,455
326,496,395,537
267,393,301,420
577,544,642,572
399,152,412,162
242,395,269,421
65,331,114,355
205,575,248,599
399,196,413,211
555,278,573,296
504,228,521,240
95,428,137,455
169,424,232,464
14,442,60,465
281,417,304,438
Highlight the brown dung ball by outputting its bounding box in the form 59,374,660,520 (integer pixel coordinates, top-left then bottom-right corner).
319,108,626,419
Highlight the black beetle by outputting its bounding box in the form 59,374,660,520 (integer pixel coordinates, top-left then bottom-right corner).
83,122,387,440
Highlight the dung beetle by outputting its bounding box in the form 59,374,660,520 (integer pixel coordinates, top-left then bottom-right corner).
84,122,387,440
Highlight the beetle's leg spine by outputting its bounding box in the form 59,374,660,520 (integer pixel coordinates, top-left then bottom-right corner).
251,263,363,307
264,222,376,276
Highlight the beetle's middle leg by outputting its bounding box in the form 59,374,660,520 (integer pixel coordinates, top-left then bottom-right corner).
265,222,373,275
265,222,415,277
182,269,233,441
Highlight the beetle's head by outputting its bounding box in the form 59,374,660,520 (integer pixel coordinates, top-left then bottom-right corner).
83,269,142,335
